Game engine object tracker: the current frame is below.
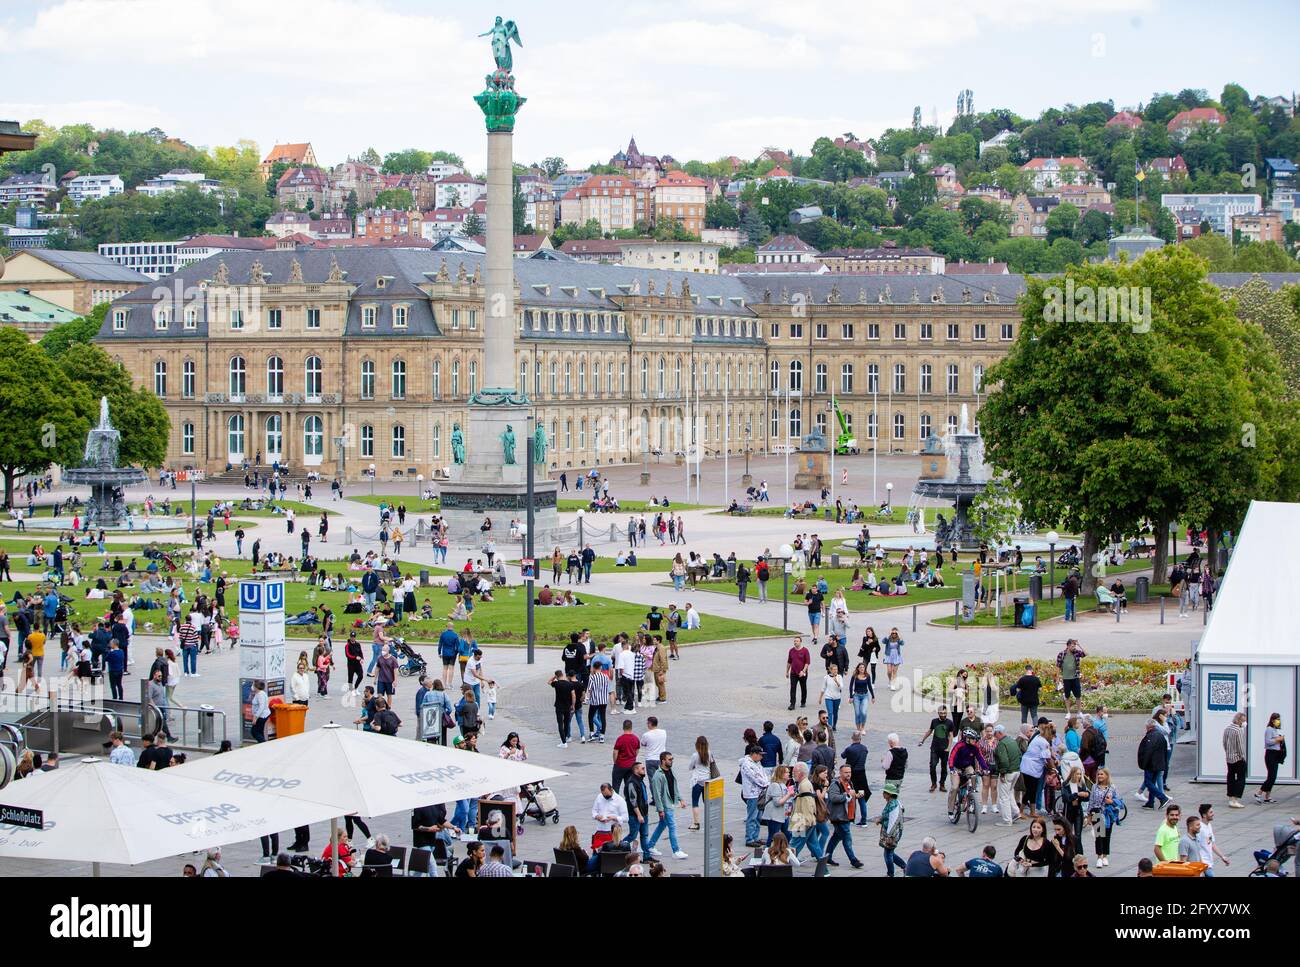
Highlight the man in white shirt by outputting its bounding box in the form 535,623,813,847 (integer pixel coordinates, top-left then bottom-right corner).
1195,804,1230,876
591,782,628,832
641,716,668,800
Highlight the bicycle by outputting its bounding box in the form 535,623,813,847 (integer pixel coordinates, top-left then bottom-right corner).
948,768,982,832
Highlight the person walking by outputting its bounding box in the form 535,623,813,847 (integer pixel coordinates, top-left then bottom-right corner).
1256,711,1286,804
736,561,750,603
1011,664,1042,724
824,764,865,868
1222,712,1248,808
686,735,716,830
881,627,904,691
849,661,874,729
621,761,652,857
1137,719,1170,809
817,663,844,733
249,680,271,742
1087,767,1122,867
550,669,578,748
876,781,906,876
920,705,955,793
785,635,811,710
739,743,770,848
992,723,1022,825
755,557,770,603
645,751,688,859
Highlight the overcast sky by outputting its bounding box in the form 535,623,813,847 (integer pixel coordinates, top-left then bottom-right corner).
2,0,1297,173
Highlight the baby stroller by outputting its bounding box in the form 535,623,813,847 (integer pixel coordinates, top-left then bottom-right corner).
391,637,427,678
1249,824,1299,876
520,781,560,825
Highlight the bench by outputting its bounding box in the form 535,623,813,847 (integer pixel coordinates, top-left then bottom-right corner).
1095,586,1119,612
729,504,754,516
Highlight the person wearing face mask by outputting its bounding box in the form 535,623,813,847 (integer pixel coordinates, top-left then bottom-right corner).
591,781,628,850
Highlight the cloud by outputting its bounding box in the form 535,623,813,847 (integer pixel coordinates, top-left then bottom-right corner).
0,99,174,132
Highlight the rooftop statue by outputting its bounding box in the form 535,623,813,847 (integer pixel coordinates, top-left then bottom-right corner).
479,17,522,71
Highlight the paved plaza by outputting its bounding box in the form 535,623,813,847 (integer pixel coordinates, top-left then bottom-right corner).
0,471,1293,878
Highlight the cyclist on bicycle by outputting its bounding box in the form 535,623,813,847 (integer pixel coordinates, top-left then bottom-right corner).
947,728,989,814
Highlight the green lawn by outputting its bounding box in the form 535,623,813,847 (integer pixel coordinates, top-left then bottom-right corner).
930,583,1173,627
348,494,719,515
713,505,913,523
15,560,778,648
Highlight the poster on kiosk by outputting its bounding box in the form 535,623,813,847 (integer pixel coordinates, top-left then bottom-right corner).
238,577,288,743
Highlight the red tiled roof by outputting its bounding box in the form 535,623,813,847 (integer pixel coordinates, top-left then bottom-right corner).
1106,111,1143,128
559,239,624,255
263,142,313,164
1167,108,1225,130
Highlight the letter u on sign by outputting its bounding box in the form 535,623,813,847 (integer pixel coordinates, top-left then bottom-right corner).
239,583,263,611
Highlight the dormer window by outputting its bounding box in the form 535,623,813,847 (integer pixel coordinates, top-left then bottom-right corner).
393,305,408,328
362,305,377,328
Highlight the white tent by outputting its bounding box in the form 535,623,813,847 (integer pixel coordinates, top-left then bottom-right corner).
0,758,341,871
1195,500,1300,784
174,724,564,818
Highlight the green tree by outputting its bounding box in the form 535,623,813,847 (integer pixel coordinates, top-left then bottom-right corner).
1075,208,1112,246
541,157,566,179
1044,202,1079,242
55,342,169,468
381,149,434,174
741,206,769,247
374,188,414,210
894,175,937,223
39,305,107,358
0,327,90,504
1232,277,1300,397
512,179,526,234
705,196,739,228
462,213,486,237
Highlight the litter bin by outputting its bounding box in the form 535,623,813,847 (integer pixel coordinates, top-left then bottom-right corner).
1134,576,1149,604
824,509,833,521
1013,596,1031,628
1028,575,1043,601
198,704,217,746
420,568,430,587
726,560,736,579
271,702,308,738
831,553,841,569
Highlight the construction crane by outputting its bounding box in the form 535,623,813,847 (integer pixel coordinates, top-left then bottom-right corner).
832,398,858,455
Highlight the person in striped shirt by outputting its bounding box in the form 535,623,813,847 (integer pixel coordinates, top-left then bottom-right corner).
586,666,612,742
178,613,200,677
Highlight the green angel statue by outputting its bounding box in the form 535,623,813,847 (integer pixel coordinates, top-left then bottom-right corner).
480,16,522,71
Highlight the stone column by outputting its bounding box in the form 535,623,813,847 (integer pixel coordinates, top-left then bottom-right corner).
484,130,515,392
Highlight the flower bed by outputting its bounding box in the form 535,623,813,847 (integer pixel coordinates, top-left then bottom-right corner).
920,657,1181,711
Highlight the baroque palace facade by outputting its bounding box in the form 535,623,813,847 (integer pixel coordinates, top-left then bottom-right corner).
99,247,1031,479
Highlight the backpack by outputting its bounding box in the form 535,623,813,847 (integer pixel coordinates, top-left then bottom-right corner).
756,563,769,581
879,805,905,850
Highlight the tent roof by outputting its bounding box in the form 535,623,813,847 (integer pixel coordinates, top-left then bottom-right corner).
1197,500,1300,665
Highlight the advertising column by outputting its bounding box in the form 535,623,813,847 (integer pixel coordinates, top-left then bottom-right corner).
237,576,286,744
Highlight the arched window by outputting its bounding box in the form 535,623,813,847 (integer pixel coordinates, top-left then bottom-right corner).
640,357,649,395
593,360,601,397
265,414,282,458
360,424,374,458
303,415,323,457
674,358,682,393
227,414,245,458
770,360,780,392
153,360,167,398
788,360,802,392
182,421,195,455
391,424,406,458
920,363,932,394
973,364,985,394
564,360,572,394
946,363,959,395
789,407,802,437
305,355,322,400
565,420,572,449
359,359,375,400
892,363,905,394
920,413,932,441
578,361,586,395
431,422,441,459
391,359,406,400
452,359,461,397
519,358,528,396
840,363,853,394
468,360,478,396
580,419,587,449
267,355,284,399
431,359,441,399
893,412,905,440
814,362,827,394
549,359,558,396
228,356,246,399
620,360,627,394
657,357,665,395
867,363,879,394
183,360,196,399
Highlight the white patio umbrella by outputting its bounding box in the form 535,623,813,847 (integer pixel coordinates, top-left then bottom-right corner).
173,725,567,874
0,758,342,874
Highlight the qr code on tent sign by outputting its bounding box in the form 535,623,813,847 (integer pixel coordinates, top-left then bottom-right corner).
1207,674,1238,711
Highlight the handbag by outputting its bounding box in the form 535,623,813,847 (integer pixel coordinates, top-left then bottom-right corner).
708,757,721,781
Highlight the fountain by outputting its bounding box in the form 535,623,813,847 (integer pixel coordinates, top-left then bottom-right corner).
913,404,989,551
62,397,149,527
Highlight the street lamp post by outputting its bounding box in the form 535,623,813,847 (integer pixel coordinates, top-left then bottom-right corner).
1046,530,1059,600
190,474,196,534
416,473,423,502
368,463,376,497
885,482,893,515
576,508,585,550
779,542,793,632
526,425,536,666
872,387,878,504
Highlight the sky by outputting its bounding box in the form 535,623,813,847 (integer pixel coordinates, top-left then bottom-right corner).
1,0,1297,174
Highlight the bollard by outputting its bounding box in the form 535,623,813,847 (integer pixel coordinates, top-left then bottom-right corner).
1203,604,1208,626
912,604,917,633
1160,596,1165,625
1115,602,1121,623
345,525,353,545
954,600,959,630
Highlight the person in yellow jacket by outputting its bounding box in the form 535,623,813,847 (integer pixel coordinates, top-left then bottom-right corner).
651,636,669,703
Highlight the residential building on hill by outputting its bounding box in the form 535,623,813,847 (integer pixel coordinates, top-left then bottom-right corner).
651,170,707,235
756,235,819,264
1019,157,1093,192
1233,209,1285,244
139,169,225,197
1167,107,1226,140
559,175,650,234
1010,193,1060,237
0,289,81,338
66,173,124,204
260,142,318,180
1161,192,1262,235
0,170,56,206
618,240,721,274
